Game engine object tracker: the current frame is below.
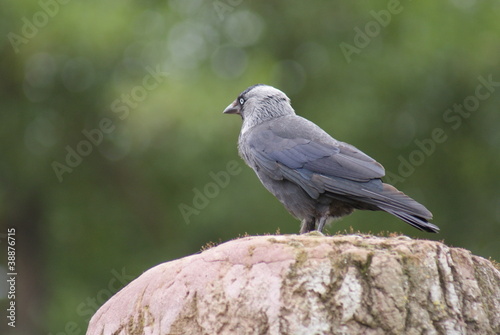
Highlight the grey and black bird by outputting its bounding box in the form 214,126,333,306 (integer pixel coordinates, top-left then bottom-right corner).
223,84,439,234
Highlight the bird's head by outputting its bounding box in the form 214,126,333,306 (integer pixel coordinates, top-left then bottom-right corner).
223,84,295,128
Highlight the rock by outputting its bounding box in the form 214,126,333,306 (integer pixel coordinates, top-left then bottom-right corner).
86,234,500,335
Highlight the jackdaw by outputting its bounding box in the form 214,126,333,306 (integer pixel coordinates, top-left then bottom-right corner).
223,84,438,234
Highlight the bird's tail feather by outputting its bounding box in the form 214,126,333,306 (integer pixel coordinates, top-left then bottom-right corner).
365,183,438,233
379,208,439,232
318,175,438,232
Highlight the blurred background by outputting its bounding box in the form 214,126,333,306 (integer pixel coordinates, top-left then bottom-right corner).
1,0,499,333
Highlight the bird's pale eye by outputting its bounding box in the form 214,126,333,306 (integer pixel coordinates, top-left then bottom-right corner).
239,98,245,105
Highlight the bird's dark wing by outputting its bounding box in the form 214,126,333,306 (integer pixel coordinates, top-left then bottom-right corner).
247,116,385,180
304,141,385,181
245,116,385,198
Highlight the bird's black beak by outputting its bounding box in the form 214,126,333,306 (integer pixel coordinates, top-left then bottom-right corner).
223,100,241,115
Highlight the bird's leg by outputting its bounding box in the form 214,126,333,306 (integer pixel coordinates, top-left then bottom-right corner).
316,217,328,233
300,219,315,234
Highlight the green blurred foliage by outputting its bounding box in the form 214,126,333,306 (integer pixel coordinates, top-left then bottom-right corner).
1,0,499,333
